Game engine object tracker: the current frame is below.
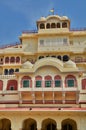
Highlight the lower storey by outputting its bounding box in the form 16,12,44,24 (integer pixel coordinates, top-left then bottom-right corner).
0,109,86,130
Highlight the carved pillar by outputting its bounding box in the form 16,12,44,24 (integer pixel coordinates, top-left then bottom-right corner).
57,119,61,130
62,76,66,104
42,77,45,104
32,77,35,104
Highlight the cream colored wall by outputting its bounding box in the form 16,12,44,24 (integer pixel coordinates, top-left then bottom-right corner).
22,39,38,53
71,37,86,46
0,111,86,130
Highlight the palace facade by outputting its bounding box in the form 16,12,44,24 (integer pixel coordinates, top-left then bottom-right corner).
0,13,86,130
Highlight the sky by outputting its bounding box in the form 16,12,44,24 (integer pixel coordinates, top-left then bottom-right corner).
0,0,86,46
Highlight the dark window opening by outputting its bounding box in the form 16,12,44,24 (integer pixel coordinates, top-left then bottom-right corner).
5,57,9,63
15,69,19,72
57,23,60,28
9,69,14,75
4,69,8,75
51,23,56,28
63,55,69,62
40,23,45,29
62,22,67,28
46,23,50,29
10,86,14,90
39,56,44,59
57,55,61,60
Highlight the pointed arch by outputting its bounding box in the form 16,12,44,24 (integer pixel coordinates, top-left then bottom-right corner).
21,76,32,88
44,75,52,87
54,75,62,87
65,75,77,87
35,75,42,88
0,118,11,130
62,118,77,130
7,80,18,90
42,118,57,130
22,118,37,130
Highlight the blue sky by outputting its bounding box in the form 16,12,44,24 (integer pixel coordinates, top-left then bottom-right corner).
0,0,86,45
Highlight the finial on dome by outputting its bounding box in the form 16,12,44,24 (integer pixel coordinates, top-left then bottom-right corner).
50,8,54,15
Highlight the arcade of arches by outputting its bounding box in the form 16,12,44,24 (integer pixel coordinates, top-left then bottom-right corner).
0,118,77,130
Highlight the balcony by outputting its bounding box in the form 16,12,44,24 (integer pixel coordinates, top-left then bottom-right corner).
20,90,79,105
38,44,86,53
19,86,78,92
0,75,16,79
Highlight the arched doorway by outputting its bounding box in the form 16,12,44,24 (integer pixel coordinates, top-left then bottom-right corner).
0,118,11,130
42,118,57,130
62,118,77,130
22,118,37,130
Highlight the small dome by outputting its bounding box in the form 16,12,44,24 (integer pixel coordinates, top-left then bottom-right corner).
40,17,46,20
62,16,68,20
22,61,33,69
64,60,76,68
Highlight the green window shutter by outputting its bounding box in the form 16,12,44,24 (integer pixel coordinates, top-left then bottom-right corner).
68,80,74,87
45,81,51,87
23,80,29,88
36,81,41,87
55,80,61,87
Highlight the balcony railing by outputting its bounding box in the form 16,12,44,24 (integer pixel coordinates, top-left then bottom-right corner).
22,30,38,34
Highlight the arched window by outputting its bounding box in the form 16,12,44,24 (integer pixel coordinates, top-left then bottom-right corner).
51,23,56,28
62,118,77,130
16,56,20,63
21,76,32,88
82,79,86,89
7,80,18,90
4,69,9,75
40,23,45,29
0,80,3,90
35,76,42,88
0,118,11,130
54,75,61,87
9,69,14,75
5,57,9,63
57,23,60,28
10,57,15,63
42,118,57,130
46,23,50,29
51,55,56,58
62,22,67,28
0,58,3,64
15,68,19,72
65,75,77,87
1,58,3,62
22,118,37,130
45,75,52,87
63,55,69,62
57,55,62,60
39,56,44,59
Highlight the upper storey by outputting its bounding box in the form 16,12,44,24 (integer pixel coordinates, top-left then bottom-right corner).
37,15,70,33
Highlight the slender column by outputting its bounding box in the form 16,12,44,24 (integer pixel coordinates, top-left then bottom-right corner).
42,77,45,104
19,91,22,104
18,76,21,90
62,91,66,104
3,79,7,91
62,76,66,104
57,121,61,130
31,77,35,104
62,76,65,90
52,76,55,103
